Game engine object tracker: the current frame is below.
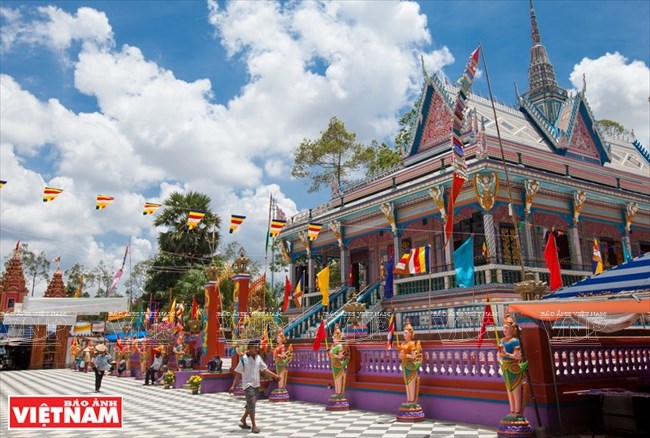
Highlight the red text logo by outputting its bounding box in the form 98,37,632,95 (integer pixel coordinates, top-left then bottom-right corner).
8,396,123,429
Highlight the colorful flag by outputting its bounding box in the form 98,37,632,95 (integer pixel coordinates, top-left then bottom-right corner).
312,320,326,351
386,313,396,350
544,232,563,291
477,295,495,348
384,256,394,299
317,266,330,307
454,237,475,287
592,240,603,275
43,187,63,202
229,214,246,233
186,210,206,230
269,219,287,237
445,46,480,246
0,180,6,188
96,195,115,210
293,272,304,308
308,223,323,241
394,252,411,275
408,246,430,274
52,256,61,263
167,298,177,323
143,202,162,215
107,269,123,295
282,276,291,313
191,295,198,319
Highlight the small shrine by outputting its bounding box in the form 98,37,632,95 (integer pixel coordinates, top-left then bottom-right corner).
44,268,67,298
0,245,29,312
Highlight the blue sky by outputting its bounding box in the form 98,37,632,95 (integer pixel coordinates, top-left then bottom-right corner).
1,0,648,296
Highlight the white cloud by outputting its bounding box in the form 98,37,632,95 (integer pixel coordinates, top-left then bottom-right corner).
569,52,650,147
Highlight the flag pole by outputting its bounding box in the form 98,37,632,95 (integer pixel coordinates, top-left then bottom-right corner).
427,244,433,334
263,194,273,314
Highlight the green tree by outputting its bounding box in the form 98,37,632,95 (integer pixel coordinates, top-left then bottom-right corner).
17,244,51,297
64,263,90,297
597,119,626,137
394,106,418,155
124,259,153,302
92,260,113,297
366,140,402,176
291,116,374,193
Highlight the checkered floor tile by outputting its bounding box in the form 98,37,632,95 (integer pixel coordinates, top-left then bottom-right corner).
1,369,497,437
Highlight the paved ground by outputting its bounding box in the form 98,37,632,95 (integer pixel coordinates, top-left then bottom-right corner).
0,368,500,437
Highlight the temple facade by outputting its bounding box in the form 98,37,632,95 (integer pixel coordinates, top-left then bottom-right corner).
277,2,649,335
0,246,29,313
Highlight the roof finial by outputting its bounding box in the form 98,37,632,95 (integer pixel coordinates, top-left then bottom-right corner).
582,73,587,96
530,0,540,46
420,54,431,84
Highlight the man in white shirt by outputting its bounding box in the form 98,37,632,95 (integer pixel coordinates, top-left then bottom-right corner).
229,340,280,434
144,352,163,385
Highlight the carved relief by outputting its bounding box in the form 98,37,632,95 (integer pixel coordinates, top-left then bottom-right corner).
419,92,453,151
329,221,343,248
568,114,600,159
473,172,499,211
428,186,446,224
280,239,292,263
573,191,587,224
298,231,311,258
380,202,398,235
625,202,638,233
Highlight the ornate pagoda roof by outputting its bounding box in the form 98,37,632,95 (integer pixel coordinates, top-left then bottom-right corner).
44,268,67,298
0,245,29,298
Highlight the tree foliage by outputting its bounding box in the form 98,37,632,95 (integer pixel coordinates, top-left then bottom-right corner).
17,244,50,297
366,140,402,176
597,119,626,137
291,117,373,193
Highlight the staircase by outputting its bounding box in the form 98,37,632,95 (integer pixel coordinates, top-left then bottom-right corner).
283,285,350,339
326,281,383,331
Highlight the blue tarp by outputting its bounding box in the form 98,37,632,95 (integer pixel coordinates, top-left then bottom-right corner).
105,330,148,342
544,252,650,299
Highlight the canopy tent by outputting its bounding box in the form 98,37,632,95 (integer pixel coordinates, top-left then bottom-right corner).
543,252,650,299
509,293,650,333
105,331,148,342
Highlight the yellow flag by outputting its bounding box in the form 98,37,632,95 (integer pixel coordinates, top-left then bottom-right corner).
167,298,176,323
317,266,330,307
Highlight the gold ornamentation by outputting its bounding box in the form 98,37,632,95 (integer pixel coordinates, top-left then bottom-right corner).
380,202,397,235
573,191,587,224
428,186,446,223
626,202,638,233
524,180,540,216
329,221,343,248
473,172,499,211
298,231,311,258
280,239,291,263
235,250,249,274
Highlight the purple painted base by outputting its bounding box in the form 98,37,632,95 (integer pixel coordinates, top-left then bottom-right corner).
397,402,425,423
326,394,349,411
269,388,289,402
497,416,534,438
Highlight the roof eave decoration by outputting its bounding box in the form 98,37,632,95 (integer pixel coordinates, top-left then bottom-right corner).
519,94,561,151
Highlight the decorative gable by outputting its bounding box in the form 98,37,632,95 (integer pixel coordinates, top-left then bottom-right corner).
566,113,600,160
419,92,453,153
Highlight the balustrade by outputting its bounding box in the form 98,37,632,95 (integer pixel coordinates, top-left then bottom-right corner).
553,345,650,380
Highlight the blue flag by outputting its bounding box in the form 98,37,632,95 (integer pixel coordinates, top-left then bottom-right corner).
622,241,632,263
454,236,475,287
384,256,394,299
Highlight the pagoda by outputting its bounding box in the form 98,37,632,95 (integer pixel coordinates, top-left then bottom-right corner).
43,268,67,298
0,244,29,312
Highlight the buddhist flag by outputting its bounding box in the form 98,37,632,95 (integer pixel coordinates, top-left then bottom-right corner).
186,210,205,230
386,313,396,350
308,223,323,241
282,276,291,313
143,202,161,215
454,237,475,287
394,252,411,275
384,256,394,299
293,272,304,308
96,195,114,210
312,320,326,351
592,240,603,275
408,246,430,274
269,219,287,237
230,214,246,233
317,266,330,307
477,295,495,348
43,187,63,202
544,232,563,291
445,46,480,247
0,180,6,188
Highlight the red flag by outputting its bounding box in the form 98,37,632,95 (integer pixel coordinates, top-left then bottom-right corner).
477,296,495,348
282,276,291,313
544,232,563,291
312,320,327,351
191,295,198,319
444,174,465,247
386,314,396,350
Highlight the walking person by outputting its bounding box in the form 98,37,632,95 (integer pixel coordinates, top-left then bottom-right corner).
144,351,163,385
92,343,111,393
229,340,280,434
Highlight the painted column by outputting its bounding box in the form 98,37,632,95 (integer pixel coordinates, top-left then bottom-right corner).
483,212,497,264
393,233,400,295
521,218,534,265
570,226,582,268
202,280,224,365
308,257,315,296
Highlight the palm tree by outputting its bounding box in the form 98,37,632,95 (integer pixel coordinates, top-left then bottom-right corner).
154,191,220,258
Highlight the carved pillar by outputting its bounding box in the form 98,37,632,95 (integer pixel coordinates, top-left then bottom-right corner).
521,219,534,264
483,212,497,264
474,172,499,264
571,191,587,266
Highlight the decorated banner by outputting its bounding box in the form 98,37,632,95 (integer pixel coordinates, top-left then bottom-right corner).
408,246,430,274
592,240,603,275
308,223,323,241
229,214,246,233
0,180,6,188
186,210,206,230
269,219,287,237
445,46,480,246
43,187,63,202
142,202,162,215
96,195,115,210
